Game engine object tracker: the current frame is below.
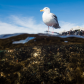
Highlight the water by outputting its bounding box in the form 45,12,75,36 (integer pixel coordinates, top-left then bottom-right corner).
0,33,24,39
12,37,35,44
0,33,84,44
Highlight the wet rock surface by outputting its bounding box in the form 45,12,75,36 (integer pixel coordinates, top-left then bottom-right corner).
0,44,84,84
0,33,84,50
0,34,84,84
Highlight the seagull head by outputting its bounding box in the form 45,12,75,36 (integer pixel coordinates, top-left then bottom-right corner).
40,7,50,13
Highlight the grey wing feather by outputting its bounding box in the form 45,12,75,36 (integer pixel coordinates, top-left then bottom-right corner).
53,14,58,24
52,14,60,28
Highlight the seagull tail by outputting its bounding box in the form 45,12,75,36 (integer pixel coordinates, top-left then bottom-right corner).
53,24,61,29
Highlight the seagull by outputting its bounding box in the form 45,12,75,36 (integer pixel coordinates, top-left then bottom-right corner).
40,7,60,33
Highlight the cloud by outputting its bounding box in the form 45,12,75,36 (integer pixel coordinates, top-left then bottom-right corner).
58,21,76,33
58,21,84,33
0,15,47,35
0,15,84,35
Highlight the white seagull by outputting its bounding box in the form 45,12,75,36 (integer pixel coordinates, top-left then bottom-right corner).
40,7,60,32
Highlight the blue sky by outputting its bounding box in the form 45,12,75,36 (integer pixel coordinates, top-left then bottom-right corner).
0,0,84,34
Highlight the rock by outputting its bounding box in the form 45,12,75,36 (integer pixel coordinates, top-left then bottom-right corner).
0,34,84,84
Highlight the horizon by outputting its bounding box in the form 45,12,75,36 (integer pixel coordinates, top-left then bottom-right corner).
0,0,84,34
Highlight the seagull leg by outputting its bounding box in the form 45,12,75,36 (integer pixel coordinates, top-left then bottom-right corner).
52,27,54,34
48,26,49,33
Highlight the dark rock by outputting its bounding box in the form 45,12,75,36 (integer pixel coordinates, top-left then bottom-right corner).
0,34,84,84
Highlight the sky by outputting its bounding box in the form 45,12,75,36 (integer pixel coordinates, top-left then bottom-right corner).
0,0,84,35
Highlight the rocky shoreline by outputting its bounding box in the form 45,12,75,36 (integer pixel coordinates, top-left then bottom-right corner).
0,33,84,50
0,34,84,84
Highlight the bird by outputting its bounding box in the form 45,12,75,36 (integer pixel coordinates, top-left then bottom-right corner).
40,7,60,33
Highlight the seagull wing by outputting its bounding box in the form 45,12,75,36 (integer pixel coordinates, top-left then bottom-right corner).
52,13,60,28
52,14,58,24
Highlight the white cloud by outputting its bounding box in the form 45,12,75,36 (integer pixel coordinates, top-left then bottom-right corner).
0,15,47,35
71,26,84,31
58,21,76,33
0,15,84,35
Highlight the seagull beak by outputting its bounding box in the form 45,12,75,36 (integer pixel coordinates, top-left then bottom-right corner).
40,10,44,12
